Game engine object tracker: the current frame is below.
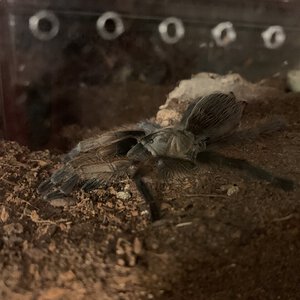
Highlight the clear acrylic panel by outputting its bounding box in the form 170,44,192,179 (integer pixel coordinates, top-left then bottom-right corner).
0,0,299,148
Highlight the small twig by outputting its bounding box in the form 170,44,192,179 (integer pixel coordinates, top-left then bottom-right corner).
19,201,38,220
20,199,38,210
0,161,28,168
272,214,295,222
185,193,228,198
19,203,29,220
26,213,70,225
176,221,193,228
30,219,69,225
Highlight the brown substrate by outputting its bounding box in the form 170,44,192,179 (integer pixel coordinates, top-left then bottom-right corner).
0,92,299,300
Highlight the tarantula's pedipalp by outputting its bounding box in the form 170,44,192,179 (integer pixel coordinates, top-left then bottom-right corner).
38,92,295,221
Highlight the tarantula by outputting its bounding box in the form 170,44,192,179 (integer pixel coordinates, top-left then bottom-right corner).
38,92,294,220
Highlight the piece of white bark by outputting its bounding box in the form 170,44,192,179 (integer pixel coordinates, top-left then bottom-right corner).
156,72,284,126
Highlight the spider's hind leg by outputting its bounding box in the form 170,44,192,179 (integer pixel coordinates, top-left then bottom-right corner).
215,115,287,147
197,151,295,191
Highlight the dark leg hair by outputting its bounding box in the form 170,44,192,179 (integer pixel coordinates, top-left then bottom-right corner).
132,172,160,221
197,151,295,191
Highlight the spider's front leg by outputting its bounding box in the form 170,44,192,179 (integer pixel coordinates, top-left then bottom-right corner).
38,129,145,199
38,157,131,199
132,172,161,221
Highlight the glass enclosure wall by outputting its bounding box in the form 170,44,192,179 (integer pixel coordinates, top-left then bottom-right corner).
1,0,299,148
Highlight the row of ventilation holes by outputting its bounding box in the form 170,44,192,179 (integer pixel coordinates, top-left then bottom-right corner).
28,10,286,49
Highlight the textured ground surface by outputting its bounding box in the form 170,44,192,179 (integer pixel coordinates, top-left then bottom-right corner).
0,90,300,299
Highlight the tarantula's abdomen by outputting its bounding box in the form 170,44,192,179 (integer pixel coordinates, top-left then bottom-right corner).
182,92,246,142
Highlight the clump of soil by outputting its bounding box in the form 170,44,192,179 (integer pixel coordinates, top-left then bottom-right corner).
0,91,300,299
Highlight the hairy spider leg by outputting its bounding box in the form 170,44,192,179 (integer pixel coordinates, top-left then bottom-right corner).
38,129,145,199
212,116,287,147
197,151,295,191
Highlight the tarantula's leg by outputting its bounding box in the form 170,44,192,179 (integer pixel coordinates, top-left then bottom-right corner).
137,120,161,135
130,157,162,221
213,116,287,147
63,130,146,162
39,128,144,199
38,158,131,199
197,151,295,191
38,166,81,199
131,157,197,221
132,173,161,221
77,159,131,190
